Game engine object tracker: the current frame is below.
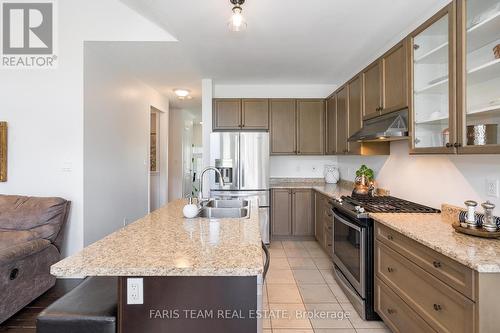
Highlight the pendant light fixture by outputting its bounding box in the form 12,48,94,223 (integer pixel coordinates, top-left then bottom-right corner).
228,0,247,32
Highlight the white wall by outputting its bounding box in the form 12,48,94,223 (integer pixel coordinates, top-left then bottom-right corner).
338,141,500,214
201,79,214,198
270,156,338,179
0,0,174,256
83,43,169,246
214,84,337,99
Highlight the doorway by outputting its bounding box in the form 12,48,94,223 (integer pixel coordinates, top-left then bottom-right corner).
149,107,168,211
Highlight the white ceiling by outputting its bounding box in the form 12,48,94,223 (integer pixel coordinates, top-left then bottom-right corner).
97,0,450,115
119,0,450,85
87,41,203,111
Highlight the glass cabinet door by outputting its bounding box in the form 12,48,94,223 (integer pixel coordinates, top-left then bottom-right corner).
460,0,500,152
410,6,455,152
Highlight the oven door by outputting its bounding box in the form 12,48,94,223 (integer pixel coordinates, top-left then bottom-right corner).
332,210,366,298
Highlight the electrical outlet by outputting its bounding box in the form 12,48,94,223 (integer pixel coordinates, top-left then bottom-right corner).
486,179,499,198
127,278,143,304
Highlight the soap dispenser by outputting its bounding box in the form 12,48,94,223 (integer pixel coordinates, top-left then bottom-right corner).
183,197,199,219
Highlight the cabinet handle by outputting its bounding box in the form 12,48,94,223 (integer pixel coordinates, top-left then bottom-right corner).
454,142,462,148
387,308,396,315
433,304,442,311
445,143,453,148
387,267,394,273
387,234,394,240
433,261,442,268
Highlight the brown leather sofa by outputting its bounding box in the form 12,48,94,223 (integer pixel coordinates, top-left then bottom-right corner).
0,194,70,324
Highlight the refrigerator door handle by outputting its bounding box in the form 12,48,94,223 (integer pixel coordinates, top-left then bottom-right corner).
241,163,245,188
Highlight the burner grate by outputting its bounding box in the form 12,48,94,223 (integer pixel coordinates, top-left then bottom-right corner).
344,194,440,214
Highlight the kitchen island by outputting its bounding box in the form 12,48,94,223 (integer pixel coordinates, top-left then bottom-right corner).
51,199,264,333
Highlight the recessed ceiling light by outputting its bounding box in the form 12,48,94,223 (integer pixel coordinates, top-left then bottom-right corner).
228,0,247,32
173,89,191,98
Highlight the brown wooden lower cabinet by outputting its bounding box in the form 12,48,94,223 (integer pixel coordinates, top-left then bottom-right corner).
271,189,313,239
314,192,333,257
375,222,500,333
376,277,436,333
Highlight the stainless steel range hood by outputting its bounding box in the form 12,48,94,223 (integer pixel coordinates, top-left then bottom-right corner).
348,109,409,142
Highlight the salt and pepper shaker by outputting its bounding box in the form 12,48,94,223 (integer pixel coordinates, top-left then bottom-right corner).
481,201,498,232
464,200,478,228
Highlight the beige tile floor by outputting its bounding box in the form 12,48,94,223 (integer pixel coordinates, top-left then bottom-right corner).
263,240,391,333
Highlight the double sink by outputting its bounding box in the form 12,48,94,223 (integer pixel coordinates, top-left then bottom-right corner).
198,199,250,219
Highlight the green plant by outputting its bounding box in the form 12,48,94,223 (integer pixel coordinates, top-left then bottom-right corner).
355,164,374,182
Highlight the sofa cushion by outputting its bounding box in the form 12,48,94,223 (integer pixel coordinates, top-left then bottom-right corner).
0,230,35,250
0,238,51,265
0,195,69,244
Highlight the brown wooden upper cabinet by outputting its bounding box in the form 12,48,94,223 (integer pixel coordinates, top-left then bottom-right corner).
348,76,362,154
270,99,325,155
326,94,337,155
363,60,382,120
382,40,409,114
409,3,457,154
270,99,297,155
213,99,241,130
296,99,325,155
336,86,349,154
456,0,500,154
242,99,269,129
213,98,269,131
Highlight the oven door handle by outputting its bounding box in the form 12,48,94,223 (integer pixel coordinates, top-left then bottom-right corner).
332,210,362,232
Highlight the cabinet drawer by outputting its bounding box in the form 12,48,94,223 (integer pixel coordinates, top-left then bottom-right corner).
375,223,475,300
375,277,436,333
376,241,475,333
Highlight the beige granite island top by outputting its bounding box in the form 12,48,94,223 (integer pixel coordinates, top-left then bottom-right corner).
51,199,263,277
371,205,500,273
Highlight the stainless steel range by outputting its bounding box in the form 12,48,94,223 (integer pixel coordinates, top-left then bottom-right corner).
330,194,440,320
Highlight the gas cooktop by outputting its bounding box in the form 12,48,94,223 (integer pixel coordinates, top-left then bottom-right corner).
341,194,440,214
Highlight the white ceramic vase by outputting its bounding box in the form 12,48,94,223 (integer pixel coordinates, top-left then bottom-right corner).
324,165,340,184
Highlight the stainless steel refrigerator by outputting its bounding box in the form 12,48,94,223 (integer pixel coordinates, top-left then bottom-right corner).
209,132,270,244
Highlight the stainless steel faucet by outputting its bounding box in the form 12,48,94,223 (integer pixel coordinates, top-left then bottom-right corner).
199,167,225,204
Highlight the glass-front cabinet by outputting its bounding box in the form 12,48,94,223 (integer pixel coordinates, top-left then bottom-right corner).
410,3,456,153
458,0,500,153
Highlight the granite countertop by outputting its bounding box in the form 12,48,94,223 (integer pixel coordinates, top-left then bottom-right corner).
371,205,500,273
270,178,353,199
51,199,263,277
